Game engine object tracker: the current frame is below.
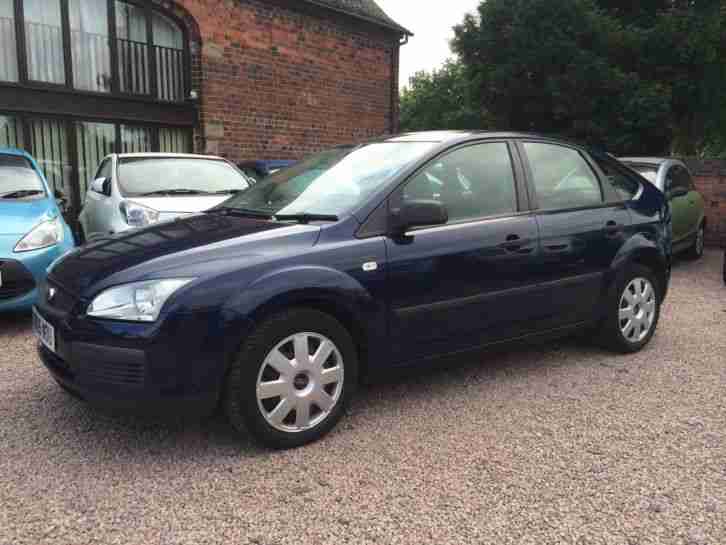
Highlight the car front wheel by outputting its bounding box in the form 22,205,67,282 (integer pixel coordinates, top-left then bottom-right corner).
224,308,357,449
599,265,661,353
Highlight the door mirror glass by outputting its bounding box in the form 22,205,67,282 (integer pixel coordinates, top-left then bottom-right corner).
91,177,110,196
392,199,448,234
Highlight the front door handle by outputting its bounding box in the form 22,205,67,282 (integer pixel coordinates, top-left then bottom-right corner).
500,234,533,254
605,220,622,237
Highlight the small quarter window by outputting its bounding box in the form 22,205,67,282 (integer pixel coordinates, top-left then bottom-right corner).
523,142,603,210
591,154,641,200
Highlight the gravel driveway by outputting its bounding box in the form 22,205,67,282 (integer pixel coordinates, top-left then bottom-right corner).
1,250,724,545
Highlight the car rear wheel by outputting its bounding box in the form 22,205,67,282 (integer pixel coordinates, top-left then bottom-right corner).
685,223,705,260
599,265,661,353
224,308,357,449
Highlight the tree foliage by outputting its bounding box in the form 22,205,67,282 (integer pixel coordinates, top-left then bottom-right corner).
399,60,485,132
400,0,724,156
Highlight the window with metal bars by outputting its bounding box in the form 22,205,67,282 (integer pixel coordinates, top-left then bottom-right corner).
0,0,189,103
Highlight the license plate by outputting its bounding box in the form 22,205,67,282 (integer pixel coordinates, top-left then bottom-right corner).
33,307,56,354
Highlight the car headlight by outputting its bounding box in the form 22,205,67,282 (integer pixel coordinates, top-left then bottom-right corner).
14,217,64,253
87,279,193,322
120,201,160,228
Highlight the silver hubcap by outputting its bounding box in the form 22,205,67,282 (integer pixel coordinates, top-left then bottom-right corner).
696,227,704,255
619,277,656,343
256,333,344,433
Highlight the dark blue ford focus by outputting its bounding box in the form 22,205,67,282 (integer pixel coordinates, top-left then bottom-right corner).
35,132,670,448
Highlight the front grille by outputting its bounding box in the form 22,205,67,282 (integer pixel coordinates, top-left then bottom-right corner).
0,259,36,300
81,360,146,387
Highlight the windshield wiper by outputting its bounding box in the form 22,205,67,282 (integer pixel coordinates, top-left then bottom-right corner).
138,189,212,196
208,207,274,219
212,189,245,195
1,189,45,199
273,213,339,224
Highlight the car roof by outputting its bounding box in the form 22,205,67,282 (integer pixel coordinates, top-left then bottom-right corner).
116,153,227,160
619,157,670,166
381,130,583,145
0,147,34,160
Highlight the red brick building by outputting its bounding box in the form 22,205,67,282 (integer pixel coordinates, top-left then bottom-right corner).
0,0,410,223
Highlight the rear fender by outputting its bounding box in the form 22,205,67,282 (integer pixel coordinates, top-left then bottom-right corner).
607,235,669,307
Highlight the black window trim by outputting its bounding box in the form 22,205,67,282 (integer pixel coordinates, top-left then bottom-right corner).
515,139,625,214
1,0,191,104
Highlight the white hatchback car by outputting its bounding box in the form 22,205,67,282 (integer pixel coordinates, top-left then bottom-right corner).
78,153,252,241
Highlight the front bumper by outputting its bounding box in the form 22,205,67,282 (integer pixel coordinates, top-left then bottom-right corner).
33,282,249,416
0,241,74,312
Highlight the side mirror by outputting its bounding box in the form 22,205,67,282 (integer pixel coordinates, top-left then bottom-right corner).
668,187,688,200
91,177,111,196
391,199,448,235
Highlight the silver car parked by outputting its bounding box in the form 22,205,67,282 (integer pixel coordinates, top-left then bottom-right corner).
78,153,251,241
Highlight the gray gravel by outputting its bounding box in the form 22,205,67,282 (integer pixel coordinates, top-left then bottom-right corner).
1,250,725,545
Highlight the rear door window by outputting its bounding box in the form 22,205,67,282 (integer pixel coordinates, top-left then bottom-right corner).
523,142,603,210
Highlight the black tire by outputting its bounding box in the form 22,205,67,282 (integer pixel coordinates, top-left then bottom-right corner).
684,223,705,260
224,308,358,449
54,379,83,400
598,264,661,354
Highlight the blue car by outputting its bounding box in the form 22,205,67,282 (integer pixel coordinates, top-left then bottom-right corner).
0,148,75,312
34,132,670,448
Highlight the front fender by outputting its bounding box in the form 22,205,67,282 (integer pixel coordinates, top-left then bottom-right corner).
219,265,387,373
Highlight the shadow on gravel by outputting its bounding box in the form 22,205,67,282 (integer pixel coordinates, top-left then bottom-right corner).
29,334,612,461
0,310,32,336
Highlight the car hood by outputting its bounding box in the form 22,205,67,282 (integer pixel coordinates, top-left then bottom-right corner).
49,213,321,297
0,199,55,236
128,195,233,214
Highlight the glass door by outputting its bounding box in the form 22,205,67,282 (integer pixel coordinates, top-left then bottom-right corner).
76,121,116,201
27,118,74,221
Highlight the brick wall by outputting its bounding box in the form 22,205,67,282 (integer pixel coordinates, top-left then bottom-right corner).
683,159,726,248
171,0,401,161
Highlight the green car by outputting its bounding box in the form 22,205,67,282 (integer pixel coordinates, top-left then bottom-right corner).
621,158,706,259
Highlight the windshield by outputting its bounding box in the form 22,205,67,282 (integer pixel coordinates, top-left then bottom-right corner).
117,157,251,197
219,142,437,217
0,155,46,200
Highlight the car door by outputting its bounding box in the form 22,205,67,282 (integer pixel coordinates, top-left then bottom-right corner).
82,158,113,239
664,165,691,244
676,165,703,240
518,141,632,329
385,141,542,363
